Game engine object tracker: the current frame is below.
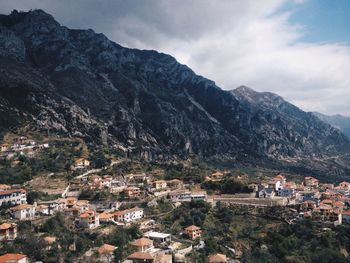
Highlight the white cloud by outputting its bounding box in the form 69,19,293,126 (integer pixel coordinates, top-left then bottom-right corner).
0,0,350,115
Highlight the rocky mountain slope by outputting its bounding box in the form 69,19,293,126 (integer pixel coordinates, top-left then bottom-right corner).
0,9,349,165
313,112,350,139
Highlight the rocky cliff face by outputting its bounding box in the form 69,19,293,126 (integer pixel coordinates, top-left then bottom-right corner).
0,9,349,162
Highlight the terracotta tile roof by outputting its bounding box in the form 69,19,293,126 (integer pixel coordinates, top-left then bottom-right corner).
127,252,154,260
98,244,117,254
185,225,201,231
0,223,16,230
208,253,227,263
333,201,344,207
99,212,113,220
0,253,27,263
321,199,333,205
131,238,153,247
9,204,34,211
0,189,26,196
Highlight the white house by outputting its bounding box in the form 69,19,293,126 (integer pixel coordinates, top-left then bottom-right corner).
190,191,207,201
0,189,27,207
10,204,36,220
0,253,28,263
79,210,100,229
169,190,191,202
268,180,282,191
144,231,171,243
0,223,17,241
113,207,144,223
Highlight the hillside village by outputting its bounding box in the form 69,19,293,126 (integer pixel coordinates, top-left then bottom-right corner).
1,137,350,262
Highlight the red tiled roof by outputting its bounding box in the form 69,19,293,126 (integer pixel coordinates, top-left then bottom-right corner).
131,238,153,247
98,244,117,254
0,253,27,263
0,223,16,230
185,225,201,231
9,204,34,211
0,189,26,196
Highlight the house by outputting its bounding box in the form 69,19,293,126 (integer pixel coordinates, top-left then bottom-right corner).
74,158,90,169
304,177,319,188
184,225,202,240
131,238,154,252
0,189,27,207
0,223,17,241
0,253,28,263
301,200,317,211
268,180,281,191
123,187,141,198
98,243,117,262
339,182,350,190
37,199,66,215
144,231,171,244
333,186,349,196
79,210,100,229
113,207,144,223
259,187,275,198
206,171,224,181
169,190,191,202
342,210,350,224
36,204,50,215
320,183,334,191
273,174,286,186
153,180,167,190
191,191,207,201
208,253,227,263
278,188,295,198
300,191,321,204
0,144,10,152
10,204,35,220
265,188,275,198
284,181,297,189
130,173,151,184
99,212,115,224
127,252,154,263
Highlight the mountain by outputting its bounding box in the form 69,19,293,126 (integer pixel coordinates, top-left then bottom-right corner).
0,9,349,169
313,112,350,139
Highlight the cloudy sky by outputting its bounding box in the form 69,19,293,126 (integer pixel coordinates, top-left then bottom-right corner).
1,0,350,116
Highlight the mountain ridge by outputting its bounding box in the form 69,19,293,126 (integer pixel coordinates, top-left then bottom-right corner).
0,9,349,173
313,112,350,139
